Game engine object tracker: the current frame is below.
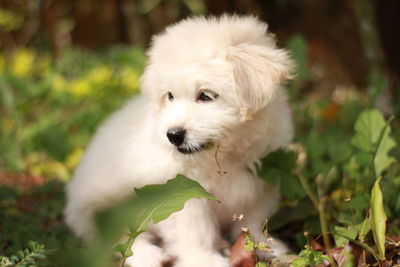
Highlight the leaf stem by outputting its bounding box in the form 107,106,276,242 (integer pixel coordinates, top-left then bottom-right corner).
120,235,135,267
318,197,331,252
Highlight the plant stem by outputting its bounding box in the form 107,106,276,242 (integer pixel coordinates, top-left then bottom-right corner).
120,235,135,267
318,197,331,252
298,172,333,254
297,172,319,209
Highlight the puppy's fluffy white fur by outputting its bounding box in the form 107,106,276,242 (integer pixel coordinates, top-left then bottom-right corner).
65,15,294,266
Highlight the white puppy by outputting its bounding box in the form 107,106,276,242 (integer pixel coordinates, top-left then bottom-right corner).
65,15,294,267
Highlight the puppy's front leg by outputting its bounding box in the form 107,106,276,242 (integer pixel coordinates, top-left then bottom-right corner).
125,232,170,267
159,198,231,267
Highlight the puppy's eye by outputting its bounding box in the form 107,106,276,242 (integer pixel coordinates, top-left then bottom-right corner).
197,91,216,102
167,92,174,101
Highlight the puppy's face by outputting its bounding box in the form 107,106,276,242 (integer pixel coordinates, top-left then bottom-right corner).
140,16,294,156
152,59,242,155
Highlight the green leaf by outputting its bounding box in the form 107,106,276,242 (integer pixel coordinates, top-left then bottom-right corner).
291,257,307,267
348,194,370,210
259,149,295,185
259,167,281,186
16,250,25,259
374,117,396,177
92,174,216,266
295,245,331,266
354,152,373,167
129,174,217,233
281,174,306,199
98,174,217,235
244,234,255,252
334,226,357,247
351,109,386,153
255,262,268,267
259,150,305,199
351,109,396,177
370,178,387,260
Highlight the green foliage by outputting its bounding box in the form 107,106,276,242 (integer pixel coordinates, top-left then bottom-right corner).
259,149,305,200
286,35,310,100
0,182,72,258
351,109,396,177
291,245,331,267
0,241,47,267
244,234,255,252
0,47,145,177
352,109,387,153
370,178,386,260
264,99,399,265
286,35,310,80
0,8,23,31
65,174,216,267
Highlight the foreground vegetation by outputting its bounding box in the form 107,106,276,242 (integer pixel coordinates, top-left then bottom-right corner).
0,37,399,266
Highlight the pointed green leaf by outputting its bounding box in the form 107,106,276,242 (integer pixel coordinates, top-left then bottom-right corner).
131,174,217,232
98,174,217,237
370,178,386,260
351,109,386,152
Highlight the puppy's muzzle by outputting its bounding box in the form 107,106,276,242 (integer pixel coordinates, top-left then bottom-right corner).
167,127,186,147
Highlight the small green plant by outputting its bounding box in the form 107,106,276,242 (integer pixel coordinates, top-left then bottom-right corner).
291,244,331,267
0,241,47,267
261,107,398,265
238,219,274,266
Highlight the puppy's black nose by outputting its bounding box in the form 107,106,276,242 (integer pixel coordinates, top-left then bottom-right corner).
167,128,186,146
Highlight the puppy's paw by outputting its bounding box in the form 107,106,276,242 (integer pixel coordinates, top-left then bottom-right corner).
269,238,289,257
175,252,231,267
125,244,169,267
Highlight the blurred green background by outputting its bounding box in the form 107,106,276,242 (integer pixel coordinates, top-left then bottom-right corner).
0,0,400,266
1,0,399,184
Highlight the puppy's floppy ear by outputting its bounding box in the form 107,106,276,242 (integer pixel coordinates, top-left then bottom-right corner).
227,43,294,119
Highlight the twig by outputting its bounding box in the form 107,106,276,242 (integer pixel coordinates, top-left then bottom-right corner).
214,143,227,174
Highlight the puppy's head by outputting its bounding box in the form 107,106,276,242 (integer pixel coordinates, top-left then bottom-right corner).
140,15,294,156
